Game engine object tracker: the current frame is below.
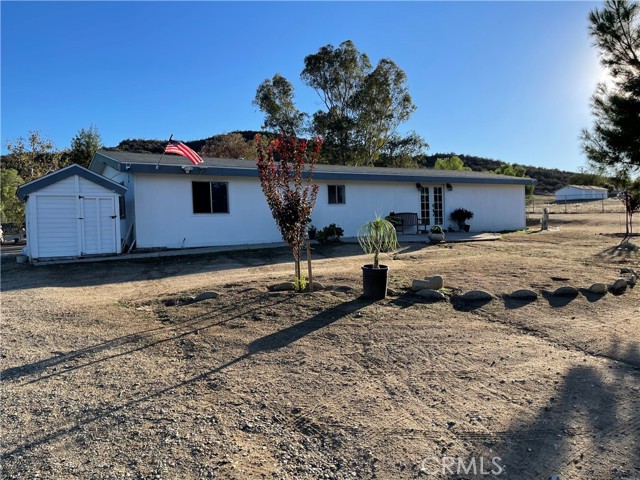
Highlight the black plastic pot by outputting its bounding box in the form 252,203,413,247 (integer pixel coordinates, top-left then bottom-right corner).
362,264,389,300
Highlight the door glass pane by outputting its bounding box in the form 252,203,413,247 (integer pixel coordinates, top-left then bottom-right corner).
433,186,444,225
420,187,430,225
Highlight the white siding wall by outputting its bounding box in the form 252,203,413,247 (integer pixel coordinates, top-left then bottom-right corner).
311,181,420,237
133,174,527,248
445,184,526,231
134,174,281,248
100,165,134,240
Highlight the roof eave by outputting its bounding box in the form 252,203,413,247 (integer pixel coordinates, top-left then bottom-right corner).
17,163,127,202
94,151,537,186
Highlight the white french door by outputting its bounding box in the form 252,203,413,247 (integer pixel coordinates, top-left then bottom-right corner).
420,186,444,227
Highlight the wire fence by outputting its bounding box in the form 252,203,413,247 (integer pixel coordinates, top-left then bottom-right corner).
527,195,626,215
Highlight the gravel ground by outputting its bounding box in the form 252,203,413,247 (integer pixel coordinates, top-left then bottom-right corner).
1,213,639,479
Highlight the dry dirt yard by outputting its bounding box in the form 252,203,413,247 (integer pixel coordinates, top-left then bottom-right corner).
1,213,639,480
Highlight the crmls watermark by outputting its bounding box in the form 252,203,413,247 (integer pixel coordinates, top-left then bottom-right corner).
420,456,505,476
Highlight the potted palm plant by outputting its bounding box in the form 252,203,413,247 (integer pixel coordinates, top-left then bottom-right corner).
357,216,399,300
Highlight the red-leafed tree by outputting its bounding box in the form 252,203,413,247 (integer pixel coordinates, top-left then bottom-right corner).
256,134,322,290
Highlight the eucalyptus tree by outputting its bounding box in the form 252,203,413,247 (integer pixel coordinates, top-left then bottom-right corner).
253,74,306,137
254,40,425,166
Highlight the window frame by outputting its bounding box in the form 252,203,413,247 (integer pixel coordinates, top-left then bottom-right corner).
192,181,230,214
327,184,346,205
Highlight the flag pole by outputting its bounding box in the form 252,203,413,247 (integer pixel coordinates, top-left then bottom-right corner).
156,134,173,169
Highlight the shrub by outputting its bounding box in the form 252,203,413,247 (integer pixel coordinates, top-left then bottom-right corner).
316,223,344,244
384,212,402,226
450,208,474,230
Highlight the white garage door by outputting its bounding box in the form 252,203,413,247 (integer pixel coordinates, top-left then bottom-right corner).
35,195,79,258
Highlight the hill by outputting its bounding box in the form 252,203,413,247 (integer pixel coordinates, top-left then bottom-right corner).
422,153,574,194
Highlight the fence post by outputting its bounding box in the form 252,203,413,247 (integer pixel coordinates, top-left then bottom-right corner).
307,241,313,292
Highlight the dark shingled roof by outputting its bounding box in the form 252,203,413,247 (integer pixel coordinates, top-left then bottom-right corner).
90,150,537,186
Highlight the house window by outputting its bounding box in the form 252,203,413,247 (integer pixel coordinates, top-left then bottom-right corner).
328,185,346,204
192,181,229,214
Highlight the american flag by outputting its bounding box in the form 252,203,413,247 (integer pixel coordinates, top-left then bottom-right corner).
164,140,204,165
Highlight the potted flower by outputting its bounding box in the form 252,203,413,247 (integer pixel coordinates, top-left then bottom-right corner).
427,225,445,244
450,208,474,232
357,216,399,300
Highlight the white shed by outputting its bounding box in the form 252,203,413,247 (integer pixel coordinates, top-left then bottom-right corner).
555,185,607,202
17,164,127,262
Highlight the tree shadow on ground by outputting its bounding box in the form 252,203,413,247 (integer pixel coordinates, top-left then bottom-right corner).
1,296,372,462
443,335,640,480
1,294,290,383
595,235,639,259
0,243,366,292
395,243,431,255
606,338,640,369
248,297,374,353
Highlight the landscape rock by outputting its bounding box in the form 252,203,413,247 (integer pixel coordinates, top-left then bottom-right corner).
507,289,538,300
610,279,628,291
588,283,607,294
412,275,444,291
268,282,296,292
627,275,637,287
415,289,446,301
335,285,355,293
425,275,444,290
386,288,399,296
193,292,220,302
460,290,494,302
309,282,326,291
552,286,579,296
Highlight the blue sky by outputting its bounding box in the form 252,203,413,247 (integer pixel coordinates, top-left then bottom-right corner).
1,1,605,171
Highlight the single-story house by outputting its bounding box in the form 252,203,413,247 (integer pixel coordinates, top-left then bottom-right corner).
82,150,536,252
16,164,127,261
555,185,608,202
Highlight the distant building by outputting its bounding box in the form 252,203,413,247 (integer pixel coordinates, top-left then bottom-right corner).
555,185,608,202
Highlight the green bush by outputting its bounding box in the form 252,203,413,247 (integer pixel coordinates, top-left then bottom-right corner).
316,223,344,244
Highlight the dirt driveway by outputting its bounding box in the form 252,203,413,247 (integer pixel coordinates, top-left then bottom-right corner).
1,213,639,479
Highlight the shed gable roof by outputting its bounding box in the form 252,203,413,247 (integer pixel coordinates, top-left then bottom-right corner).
17,164,128,202
91,150,537,186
